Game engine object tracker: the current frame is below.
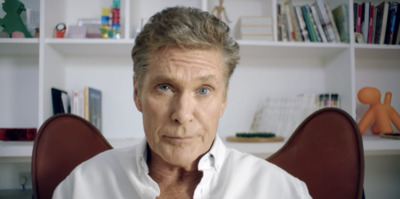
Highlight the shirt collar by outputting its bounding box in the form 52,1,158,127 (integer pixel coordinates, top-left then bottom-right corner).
198,134,226,172
136,134,227,174
136,138,149,176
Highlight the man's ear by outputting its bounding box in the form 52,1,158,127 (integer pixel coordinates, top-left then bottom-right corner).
133,77,143,112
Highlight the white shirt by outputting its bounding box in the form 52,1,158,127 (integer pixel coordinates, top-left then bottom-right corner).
52,135,311,199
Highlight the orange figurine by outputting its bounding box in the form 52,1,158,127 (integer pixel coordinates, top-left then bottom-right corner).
357,87,400,135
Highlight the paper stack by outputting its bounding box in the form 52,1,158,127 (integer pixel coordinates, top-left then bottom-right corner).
236,16,274,41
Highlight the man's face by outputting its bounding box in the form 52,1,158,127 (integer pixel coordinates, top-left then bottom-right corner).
134,47,227,169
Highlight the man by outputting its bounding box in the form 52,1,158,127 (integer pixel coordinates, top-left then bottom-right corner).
53,7,311,199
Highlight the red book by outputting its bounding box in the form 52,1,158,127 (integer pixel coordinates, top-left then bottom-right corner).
368,4,375,43
356,4,363,33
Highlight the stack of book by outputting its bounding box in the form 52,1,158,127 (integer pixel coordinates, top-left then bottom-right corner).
354,1,400,45
71,87,102,131
277,0,345,43
235,16,274,41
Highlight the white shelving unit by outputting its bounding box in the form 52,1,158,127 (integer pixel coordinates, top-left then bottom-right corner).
1,0,400,197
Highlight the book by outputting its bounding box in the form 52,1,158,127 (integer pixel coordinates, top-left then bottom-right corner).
372,3,378,43
72,87,102,131
332,4,350,43
239,16,273,25
368,4,375,44
379,2,390,44
295,5,310,42
374,1,389,44
287,0,302,41
237,16,274,41
393,5,400,44
355,3,363,33
51,87,70,115
308,5,322,42
284,1,294,41
361,2,370,43
280,3,290,41
396,18,400,44
325,2,341,42
310,4,328,42
84,87,102,131
302,5,319,42
71,89,84,118
384,2,399,44
313,0,337,42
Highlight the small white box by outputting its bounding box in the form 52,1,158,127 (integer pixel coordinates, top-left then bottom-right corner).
67,25,86,38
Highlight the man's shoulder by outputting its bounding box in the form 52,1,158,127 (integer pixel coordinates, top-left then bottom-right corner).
223,147,301,182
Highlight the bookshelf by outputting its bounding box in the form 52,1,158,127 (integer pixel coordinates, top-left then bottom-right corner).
1,0,400,197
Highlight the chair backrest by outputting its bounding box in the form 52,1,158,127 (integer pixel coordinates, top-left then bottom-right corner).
32,114,113,199
267,108,364,199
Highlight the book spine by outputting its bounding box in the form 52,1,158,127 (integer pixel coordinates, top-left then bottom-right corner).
325,2,341,42
368,4,375,44
288,0,302,41
314,0,336,42
332,4,350,43
88,87,102,131
356,3,363,33
295,6,310,42
284,1,294,41
380,2,389,44
362,2,370,43
310,5,327,42
385,2,399,44
374,2,385,44
302,5,318,42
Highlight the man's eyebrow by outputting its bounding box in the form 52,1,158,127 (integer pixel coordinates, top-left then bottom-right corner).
199,75,218,82
149,74,218,83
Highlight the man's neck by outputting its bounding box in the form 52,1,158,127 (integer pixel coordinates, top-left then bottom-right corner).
147,149,203,199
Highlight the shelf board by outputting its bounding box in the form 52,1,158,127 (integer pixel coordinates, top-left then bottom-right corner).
46,38,135,56
0,38,39,55
354,44,400,59
238,40,350,59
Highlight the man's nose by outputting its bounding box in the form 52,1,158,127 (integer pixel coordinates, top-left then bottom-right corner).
171,92,194,124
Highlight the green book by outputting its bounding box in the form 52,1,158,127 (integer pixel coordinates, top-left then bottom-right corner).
332,4,350,43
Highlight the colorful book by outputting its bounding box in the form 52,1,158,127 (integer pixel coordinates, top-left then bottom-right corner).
310,4,327,42
295,5,310,42
302,5,319,42
313,0,337,42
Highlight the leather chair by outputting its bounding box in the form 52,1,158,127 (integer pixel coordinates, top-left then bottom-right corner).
31,114,113,199
267,108,365,199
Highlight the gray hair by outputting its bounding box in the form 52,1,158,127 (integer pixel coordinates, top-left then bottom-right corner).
131,6,239,91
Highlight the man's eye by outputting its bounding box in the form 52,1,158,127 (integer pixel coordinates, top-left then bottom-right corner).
198,88,210,95
158,85,170,91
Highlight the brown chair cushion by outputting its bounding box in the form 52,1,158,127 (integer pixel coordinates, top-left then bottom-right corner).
32,114,113,199
267,108,364,199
